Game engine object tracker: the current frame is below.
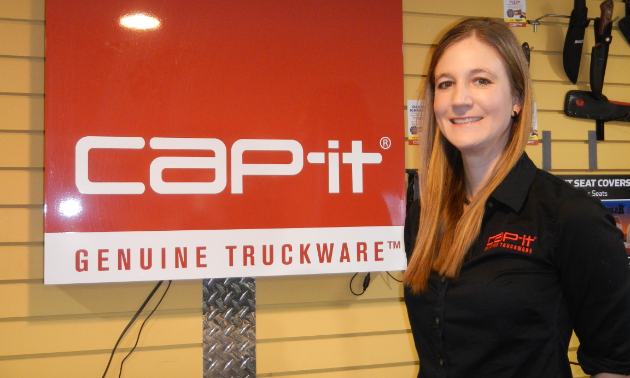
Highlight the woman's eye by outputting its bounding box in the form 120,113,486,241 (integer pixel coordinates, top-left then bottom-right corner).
437,81,453,89
474,78,491,85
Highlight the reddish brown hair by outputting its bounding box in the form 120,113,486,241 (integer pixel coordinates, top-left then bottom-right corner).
403,18,533,292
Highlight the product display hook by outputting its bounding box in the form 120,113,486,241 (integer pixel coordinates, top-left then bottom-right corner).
527,13,617,32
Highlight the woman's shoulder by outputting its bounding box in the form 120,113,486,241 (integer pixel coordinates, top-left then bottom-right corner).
530,169,605,217
532,169,580,198
531,170,623,250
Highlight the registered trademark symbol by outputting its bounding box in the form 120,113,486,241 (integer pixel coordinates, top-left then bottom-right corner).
380,137,391,149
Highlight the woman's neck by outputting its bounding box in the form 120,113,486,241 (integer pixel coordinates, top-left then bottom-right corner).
462,151,503,200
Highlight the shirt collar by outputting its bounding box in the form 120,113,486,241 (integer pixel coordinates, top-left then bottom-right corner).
489,152,537,213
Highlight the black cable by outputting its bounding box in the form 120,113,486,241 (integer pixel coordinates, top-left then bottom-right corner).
101,280,166,378
119,280,172,378
350,272,371,296
386,271,403,283
569,361,579,365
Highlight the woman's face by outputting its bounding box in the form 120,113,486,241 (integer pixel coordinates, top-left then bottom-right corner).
432,37,521,158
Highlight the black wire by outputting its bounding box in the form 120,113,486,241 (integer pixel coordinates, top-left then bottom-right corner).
349,273,360,295
101,281,165,378
350,272,371,296
386,271,403,283
569,361,579,365
119,280,172,378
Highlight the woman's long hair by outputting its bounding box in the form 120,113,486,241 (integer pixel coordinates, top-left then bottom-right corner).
403,18,533,293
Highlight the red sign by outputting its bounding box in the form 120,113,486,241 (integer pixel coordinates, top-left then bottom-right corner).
45,0,405,284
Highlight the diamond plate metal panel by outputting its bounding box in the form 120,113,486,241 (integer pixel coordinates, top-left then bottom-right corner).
203,277,256,378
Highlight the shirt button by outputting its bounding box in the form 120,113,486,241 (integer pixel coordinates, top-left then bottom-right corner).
486,201,494,209
439,359,444,366
435,317,440,325
440,275,446,283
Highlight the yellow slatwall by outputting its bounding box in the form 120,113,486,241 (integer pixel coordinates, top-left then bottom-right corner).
1,0,628,377
404,0,630,175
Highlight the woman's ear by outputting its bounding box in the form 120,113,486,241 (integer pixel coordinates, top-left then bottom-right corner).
512,100,522,117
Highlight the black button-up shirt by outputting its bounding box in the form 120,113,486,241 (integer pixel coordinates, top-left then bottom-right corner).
404,153,630,378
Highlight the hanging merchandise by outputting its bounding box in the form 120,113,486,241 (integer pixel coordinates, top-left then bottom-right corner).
563,0,630,140
562,0,590,84
564,90,630,125
521,42,533,66
521,42,538,145
504,0,527,27
620,0,630,45
407,100,423,145
590,0,614,99
529,102,539,145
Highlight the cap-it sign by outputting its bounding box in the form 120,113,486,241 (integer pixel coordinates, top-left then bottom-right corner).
44,0,405,284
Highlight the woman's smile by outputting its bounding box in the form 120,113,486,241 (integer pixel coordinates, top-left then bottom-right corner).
450,117,483,124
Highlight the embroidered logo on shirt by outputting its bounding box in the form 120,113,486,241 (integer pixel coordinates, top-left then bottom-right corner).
485,232,537,254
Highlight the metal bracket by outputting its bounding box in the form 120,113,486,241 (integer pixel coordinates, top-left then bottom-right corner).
527,14,618,32
527,14,570,32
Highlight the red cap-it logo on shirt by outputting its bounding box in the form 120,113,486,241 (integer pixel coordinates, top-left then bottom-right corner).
485,232,537,254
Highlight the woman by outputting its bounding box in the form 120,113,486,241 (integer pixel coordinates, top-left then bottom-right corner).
403,18,630,377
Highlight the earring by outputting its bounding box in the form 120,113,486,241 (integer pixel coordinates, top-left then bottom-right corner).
511,111,519,120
